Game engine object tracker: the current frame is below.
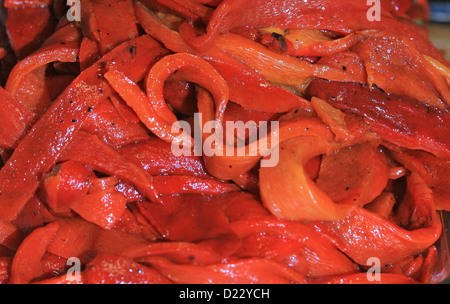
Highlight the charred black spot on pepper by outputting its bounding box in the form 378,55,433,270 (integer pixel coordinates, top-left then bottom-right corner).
72,119,78,123
129,45,137,57
272,32,288,53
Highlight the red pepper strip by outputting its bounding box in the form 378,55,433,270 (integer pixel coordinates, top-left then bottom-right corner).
14,72,76,116
405,0,430,22
145,256,308,284
383,0,413,16
32,275,84,284
424,55,450,88
5,42,80,101
136,2,311,114
230,218,359,278
204,48,313,113
316,52,368,85
316,143,390,207
177,0,446,63
215,33,366,86
308,79,450,160
146,53,229,124
419,246,440,283
151,175,239,195
0,257,12,284
0,86,36,149
365,192,397,219
81,99,151,148
13,196,55,233
79,37,101,71
260,136,362,222
70,187,128,230
353,32,450,109
198,88,333,180
60,131,160,203
103,69,185,145
0,36,167,221
0,220,22,250
194,0,222,6
46,217,100,263
113,208,143,236
270,30,361,58
216,192,271,222
4,0,52,7
6,6,56,59
137,194,234,242
45,217,148,264
153,0,213,22
80,0,139,55
390,150,450,211
10,221,59,284
117,138,209,178
40,22,82,49
84,253,172,284
324,174,441,266
109,93,141,124
310,272,419,284
92,226,150,257
124,242,225,265
231,170,259,194
40,252,69,279
134,1,194,53
39,160,96,216
310,97,350,141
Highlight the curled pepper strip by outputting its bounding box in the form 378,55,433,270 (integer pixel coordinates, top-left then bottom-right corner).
105,53,229,148
260,136,353,221
197,86,334,180
145,53,229,125
5,42,80,100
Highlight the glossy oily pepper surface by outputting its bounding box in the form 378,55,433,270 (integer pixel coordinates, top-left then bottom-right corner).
0,0,448,284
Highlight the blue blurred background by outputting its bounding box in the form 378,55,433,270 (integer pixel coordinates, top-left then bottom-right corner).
428,0,450,62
